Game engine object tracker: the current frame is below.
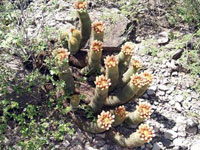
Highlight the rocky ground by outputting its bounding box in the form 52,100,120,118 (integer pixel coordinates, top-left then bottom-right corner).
1,0,200,150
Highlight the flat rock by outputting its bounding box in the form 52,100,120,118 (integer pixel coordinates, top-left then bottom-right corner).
164,130,178,140
191,141,200,150
159,85,169,91
172,49,184,60
152,143,162,150
158,31,169,45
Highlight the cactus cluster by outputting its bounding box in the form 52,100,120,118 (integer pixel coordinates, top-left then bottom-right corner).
53,1,155,148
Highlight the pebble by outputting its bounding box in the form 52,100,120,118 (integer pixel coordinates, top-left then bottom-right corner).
175,95,184,102
159,85,169,91
152,143,162,150
175,102,182,112
173,138,185,146
191,141,200,150
164,130,178,140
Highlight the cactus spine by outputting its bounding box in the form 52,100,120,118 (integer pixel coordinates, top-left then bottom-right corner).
89,75,111,113
108,124,154,148
53,48,75,93
104,55,119,92
91,21,104,42
74,1,91,48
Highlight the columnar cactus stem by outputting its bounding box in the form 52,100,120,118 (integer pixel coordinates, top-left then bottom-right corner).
89,75,111,113
82,40,103,75
119,59,142,88
70,95,80,110
68,28,82,55
59,30,69,48
113,106,128,127
74,1,91,48
91,21,104,42
53,48,75,93
104,55,119,92
135,72,153,97
104,74,145,106
108,124,154,148
125,102,152,125
117,42,135,78
72,110,114,133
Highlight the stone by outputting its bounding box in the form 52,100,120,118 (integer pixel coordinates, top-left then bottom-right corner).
85,145,98,150
160,137,171,147
172,71,178,76
63,141,70,147
158,31,169,45
93,137,106,147
172,49,184,60
173,138,185,146
157,91,165,96
186,126,198,135
142,93,149,99
191,141,200,150
152,143,162,150
100,145,109,150
175,95,184,102
175,102,182,112
147,89,155,96
149,85,157,91
166,86,175,94
159,85,169,91
164,130,178,140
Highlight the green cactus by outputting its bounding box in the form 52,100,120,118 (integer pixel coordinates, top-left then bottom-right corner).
70,95,81,111
125,102,152,125
104,55,119,92
118,59,142,88
117,42,135,78
89,75,111,113
81,40,103,75
71,110,114,133
74,1,91,48
104,74,143,106
108,124,154,148
53,48,75,94
59,30,69,48
91,21,104,42
68,28,82,55
112,106,127,127
135,72,152,98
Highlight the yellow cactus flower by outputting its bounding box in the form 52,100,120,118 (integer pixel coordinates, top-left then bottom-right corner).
91,40,103,52
132,59,142,70
136,102,152,119
97,111,115,130
130,74,146,88
137,124,154,143
92,21,104,34
53,48,70,63
141,72,153,86
95,75,111,90
115,105,127,118
104,55,118,68
121,42,135,56
74,1,87,10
